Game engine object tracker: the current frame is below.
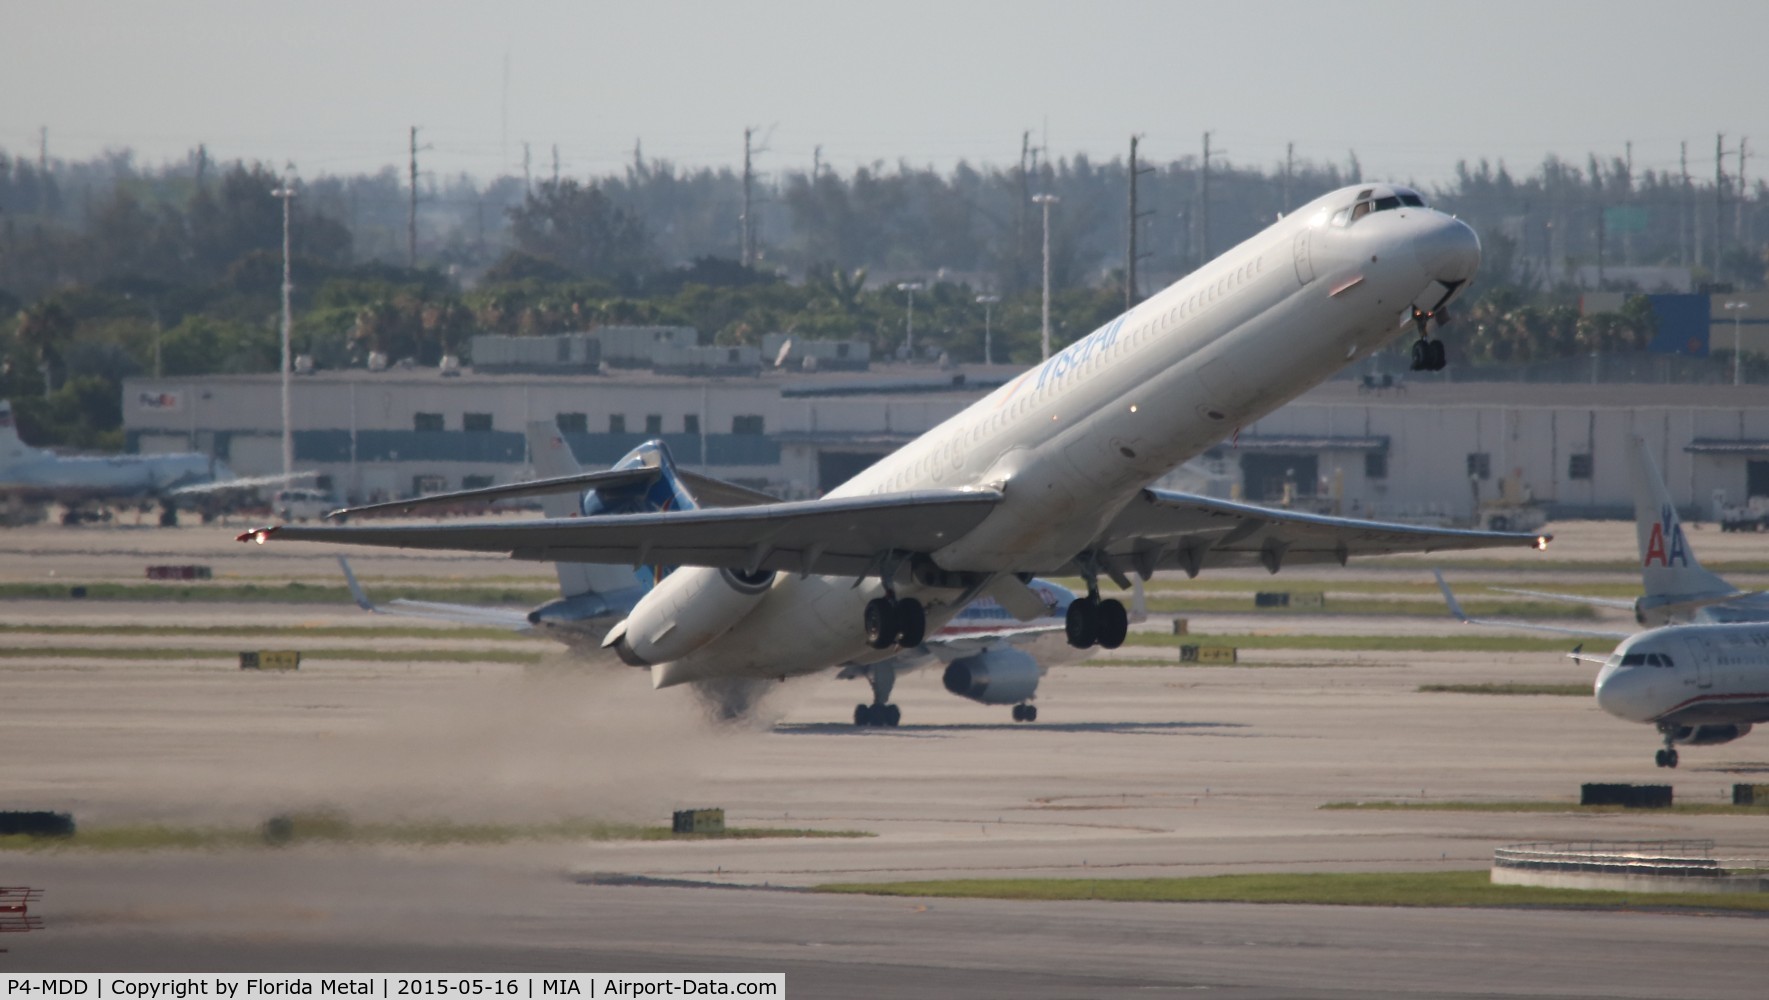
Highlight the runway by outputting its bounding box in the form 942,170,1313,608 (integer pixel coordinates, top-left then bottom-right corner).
4,520,1769,995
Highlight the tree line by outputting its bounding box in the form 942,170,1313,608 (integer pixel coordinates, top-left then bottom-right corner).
2,140,1762,446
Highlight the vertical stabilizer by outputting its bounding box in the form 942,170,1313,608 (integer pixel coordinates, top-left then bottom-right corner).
1631,435,1738,612
524,421,646,599
0,400,33,464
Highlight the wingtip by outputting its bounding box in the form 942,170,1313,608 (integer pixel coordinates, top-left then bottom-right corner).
235,526,279,544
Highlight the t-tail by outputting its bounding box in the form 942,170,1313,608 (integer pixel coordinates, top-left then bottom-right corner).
523,421,695,608
1631,435,1739,624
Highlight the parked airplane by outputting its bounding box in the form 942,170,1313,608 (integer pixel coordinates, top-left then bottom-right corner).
1492,435,1769,626
0,399,300,525
1438,572,1768,768
243,182,1550,721
336,422,1093,724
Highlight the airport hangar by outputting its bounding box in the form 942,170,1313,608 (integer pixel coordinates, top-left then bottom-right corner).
121,339,1769,521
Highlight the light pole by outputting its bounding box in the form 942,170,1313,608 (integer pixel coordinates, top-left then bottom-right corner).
897,281,924,361
273,170,298,479
1032,193,1058,361
1724,300,1747,386
975,294,1000,365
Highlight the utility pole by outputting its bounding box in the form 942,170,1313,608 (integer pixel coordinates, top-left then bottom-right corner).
1018,131,1032,285
1284,142,1295,212
408,126,420,269
812,145,822,180
272,172,297,480
1681,141,1693,269
741,126,756,267
1032,193,1059,361
1623,140,1633,265
37,126,46,173
1199,132,1212,261
1716,132,1727,270
1738,137,1749,245
522,142,532,195
1126,134,1153,309
551,144,560,185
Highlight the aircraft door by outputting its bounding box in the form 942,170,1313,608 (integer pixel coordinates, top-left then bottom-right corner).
1292,229,1315,286
1689,638,1717,689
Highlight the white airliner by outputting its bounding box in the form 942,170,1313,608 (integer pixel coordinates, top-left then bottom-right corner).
1493,435,1769,626
1438,573,1769,768
243,182,1550,721
0,399,302,526
335,422,1091,724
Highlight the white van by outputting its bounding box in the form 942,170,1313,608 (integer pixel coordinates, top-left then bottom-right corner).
272,488,338,522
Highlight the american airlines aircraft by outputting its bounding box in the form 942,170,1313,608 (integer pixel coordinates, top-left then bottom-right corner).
0,399,299,526
1439,573,1769,768
243,182,1550,721
1494,435,1769,626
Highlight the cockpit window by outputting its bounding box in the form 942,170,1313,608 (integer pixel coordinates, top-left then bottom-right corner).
1621,653,1647,666
1331,188,1423,227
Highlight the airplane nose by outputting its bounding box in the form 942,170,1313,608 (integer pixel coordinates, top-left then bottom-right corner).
1594,664,1649,723
1413,215,1481,285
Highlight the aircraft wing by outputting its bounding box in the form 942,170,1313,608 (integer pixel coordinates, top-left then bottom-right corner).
1435,571,1633,640
1080,488,1550,580
169,471,316,496
245,489,1003,578
338,556,533,630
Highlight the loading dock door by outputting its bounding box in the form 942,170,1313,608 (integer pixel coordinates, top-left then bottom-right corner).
818,451,889,494
1241,453,1318,504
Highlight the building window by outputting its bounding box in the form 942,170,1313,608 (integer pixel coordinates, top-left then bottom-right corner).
733,415,765,435
1569,453,1594,480
462,474,494,490
1364,451,1388,480
414,412,444,432
684,414,700,435
609,414,627,434
412,474,447,496
556,412,587,433
463,412,493,432
645,414,663,434
1466,452,1490,480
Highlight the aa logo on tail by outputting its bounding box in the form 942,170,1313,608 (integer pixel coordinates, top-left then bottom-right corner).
1643,504,1689,567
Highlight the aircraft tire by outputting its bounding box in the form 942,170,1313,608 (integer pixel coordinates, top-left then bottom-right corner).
895,598,927,647
1096,599,1129,649
1666,749,1679,768
1427,339,1447,370
1024,704,1036,722
881,704,901,727
864,598,899,650
1065,597,1098,649
854,703,873,726
1410,339,1430,371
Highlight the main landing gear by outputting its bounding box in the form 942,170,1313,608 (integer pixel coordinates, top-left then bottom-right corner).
1065,591,1128,650
854,663,901,727
1011,703,1038,722
864,595,927,650
1409,306,1448,372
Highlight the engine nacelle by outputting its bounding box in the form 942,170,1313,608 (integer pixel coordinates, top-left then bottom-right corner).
1668,723,1752,747
606,565,774,666
942,647,1042,705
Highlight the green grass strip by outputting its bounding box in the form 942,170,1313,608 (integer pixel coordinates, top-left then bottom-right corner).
0,817,868,852
0,582,556,604
0,623,542,641
0,646,545,664
1418,683,1590,696
816,870,1769,911
1125,632,1614,654
1322,800,1769,816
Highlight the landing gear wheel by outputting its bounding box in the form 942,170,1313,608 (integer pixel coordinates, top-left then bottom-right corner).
1065,597,1099,649
880,703,901,727
895,598,927,647
1012,704,1037,722
855,703,873,727
1665,748,1679,768
1427,339,1446,370
1096,599,1129,649
158,506,178,527
864,598,899,650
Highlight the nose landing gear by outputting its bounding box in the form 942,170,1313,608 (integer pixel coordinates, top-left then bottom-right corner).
1409,307,1448,372
1655,728,1680,768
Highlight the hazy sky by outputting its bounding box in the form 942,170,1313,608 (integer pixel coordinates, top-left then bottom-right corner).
6,0,1765,188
